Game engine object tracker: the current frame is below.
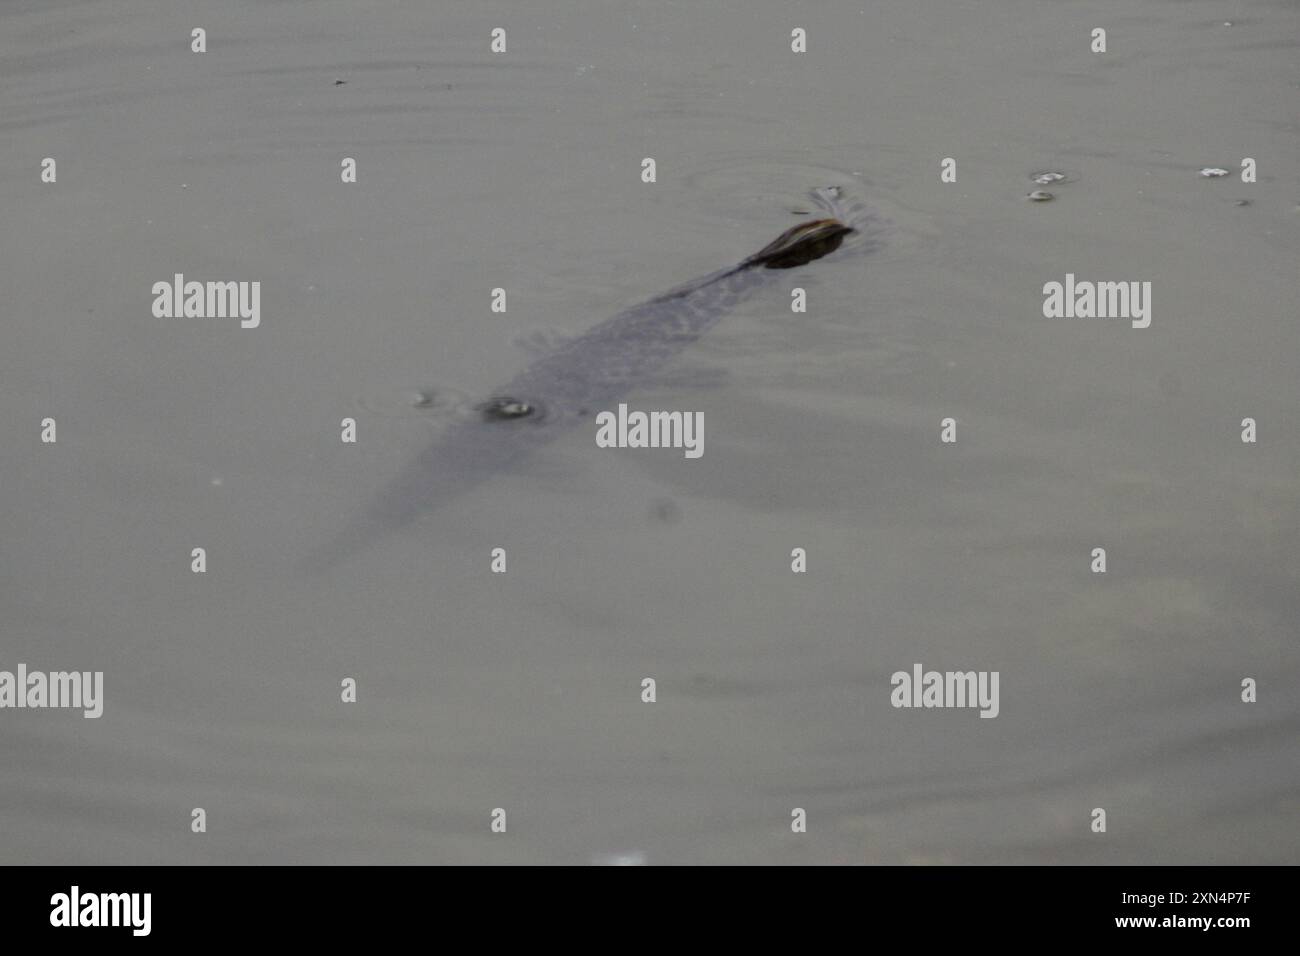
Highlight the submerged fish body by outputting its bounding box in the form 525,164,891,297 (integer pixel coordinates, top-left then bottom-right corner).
308,187,873,569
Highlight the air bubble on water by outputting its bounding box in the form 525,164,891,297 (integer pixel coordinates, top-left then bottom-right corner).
480,396,537,421
355,382,473,420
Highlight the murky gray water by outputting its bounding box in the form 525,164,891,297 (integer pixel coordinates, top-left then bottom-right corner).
1,0,1297,864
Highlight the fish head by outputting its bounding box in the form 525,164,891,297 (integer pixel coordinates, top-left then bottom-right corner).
747,218,855,269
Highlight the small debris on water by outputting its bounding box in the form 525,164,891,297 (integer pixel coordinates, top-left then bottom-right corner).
1027,190,1054,202
334,78,346,85
1233,199,1251,207
1032,171,1067,185
1200,167,1230,178
649,498,682,525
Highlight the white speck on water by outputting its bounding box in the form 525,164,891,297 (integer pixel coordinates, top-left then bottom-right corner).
1200,167,1230,178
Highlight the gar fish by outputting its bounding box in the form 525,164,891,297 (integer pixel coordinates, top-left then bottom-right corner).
307,186,875,570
